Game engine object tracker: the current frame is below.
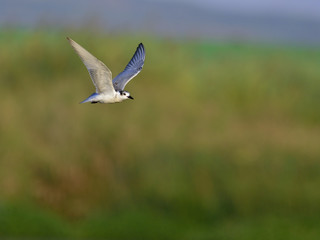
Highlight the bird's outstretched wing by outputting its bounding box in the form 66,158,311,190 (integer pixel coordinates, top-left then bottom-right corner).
112,43,145,91
67,37,115,94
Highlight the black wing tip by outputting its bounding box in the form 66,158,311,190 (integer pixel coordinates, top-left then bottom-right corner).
138,43,144,50
137,43,145,58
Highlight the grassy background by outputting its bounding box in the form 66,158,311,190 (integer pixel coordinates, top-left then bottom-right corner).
0,29,320,239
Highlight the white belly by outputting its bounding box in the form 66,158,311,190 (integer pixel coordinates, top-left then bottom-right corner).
99,93,124,103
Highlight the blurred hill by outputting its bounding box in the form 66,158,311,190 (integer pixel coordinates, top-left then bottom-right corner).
1,0,320,45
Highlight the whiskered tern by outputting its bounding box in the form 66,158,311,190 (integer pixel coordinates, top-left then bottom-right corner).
67,37,145,104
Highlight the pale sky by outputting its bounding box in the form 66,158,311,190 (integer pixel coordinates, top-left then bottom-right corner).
153,0,320,20
1,0,320,45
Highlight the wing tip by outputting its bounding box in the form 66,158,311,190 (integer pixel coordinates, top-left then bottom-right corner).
138,43,144,50
66,37,74,45
137,43,145,58
67,37,78,47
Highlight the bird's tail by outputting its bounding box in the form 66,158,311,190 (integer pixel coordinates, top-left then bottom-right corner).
79,93,98,104
79,98,90,104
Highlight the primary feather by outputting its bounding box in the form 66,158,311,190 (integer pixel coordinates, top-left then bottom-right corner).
112,43,145,91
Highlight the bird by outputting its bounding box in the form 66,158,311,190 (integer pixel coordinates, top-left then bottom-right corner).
67,37,145,104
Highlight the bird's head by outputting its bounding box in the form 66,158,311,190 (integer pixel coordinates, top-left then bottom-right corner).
119,91,134,100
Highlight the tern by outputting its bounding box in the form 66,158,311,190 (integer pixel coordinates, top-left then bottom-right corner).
67,37,145,104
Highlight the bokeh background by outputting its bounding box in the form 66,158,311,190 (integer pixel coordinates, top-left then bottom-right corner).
1,0,320,239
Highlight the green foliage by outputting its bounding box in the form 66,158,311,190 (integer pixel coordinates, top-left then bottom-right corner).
0,202,70,238
0,29,320,239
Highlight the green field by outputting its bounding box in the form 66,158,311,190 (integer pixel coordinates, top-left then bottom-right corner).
0,29,320,239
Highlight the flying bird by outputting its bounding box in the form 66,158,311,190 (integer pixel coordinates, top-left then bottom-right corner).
67,37,145,104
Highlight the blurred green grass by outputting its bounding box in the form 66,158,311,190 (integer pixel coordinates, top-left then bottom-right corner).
0,29,320,239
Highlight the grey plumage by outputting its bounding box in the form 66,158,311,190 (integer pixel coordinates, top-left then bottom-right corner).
112,43,145,91
67,37,114,95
